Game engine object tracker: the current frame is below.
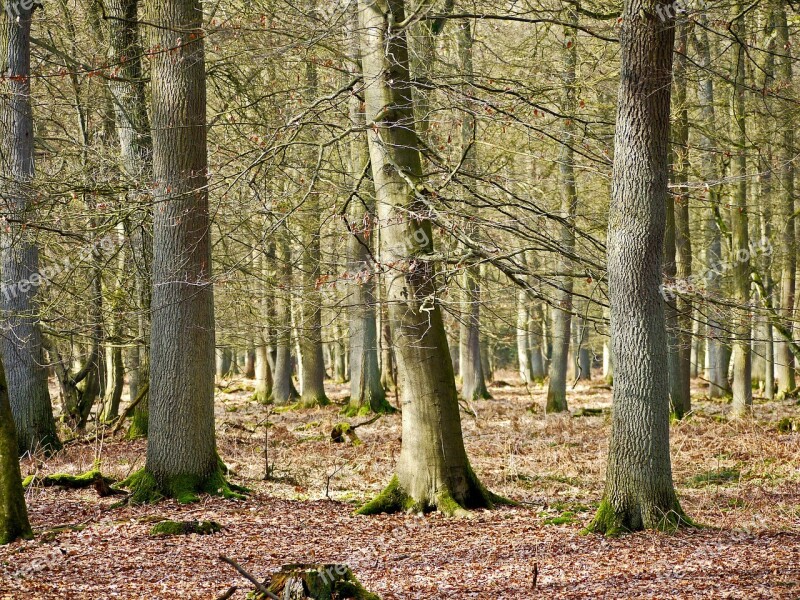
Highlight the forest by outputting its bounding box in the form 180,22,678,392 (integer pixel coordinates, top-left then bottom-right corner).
0,0,798,597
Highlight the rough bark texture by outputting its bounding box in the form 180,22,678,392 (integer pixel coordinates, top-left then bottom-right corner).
587,0,688,535
0,359,32,544
546,7,578,413
137,0,220,499
355,0,495,515
0,6,60,455
729,1,753,417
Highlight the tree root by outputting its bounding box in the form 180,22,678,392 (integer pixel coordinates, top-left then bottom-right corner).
149,520,222,536
582,496,696,537
121,460,248,505
22,469,125,498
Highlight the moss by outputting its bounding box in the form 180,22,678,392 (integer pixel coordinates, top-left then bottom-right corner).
355,476,414,515
149,520,222,536
122,462,247,505
266,564,380,600
126,410,148,439
582,497,626,537
777,418,797,433
583,496,695,537
331,423,362,445
688,467,740,488
543,512,578,526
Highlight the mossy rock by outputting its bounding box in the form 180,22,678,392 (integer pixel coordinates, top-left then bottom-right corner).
263,564,380,600
149,520,222,536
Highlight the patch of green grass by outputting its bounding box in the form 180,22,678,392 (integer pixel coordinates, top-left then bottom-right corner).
688,467,741,488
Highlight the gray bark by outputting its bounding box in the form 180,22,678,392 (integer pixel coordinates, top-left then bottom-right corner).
144,0,218,489
0,358,31,544
272,222,299,404
589,0,686,534
0,6,59,454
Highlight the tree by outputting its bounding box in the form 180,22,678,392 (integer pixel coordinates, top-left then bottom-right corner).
0,2,60,455
0,358,32,545
546,5,578,413
126,0,234,502
729,0,752,417
355,0,498,516
587,0,689,535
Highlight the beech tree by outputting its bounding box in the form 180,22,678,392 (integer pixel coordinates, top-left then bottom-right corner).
0,359,31,545
355,0,499,516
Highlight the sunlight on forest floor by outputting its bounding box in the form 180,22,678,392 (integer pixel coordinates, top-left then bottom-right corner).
2,373,798,598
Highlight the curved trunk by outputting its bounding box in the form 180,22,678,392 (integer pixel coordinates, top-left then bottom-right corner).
356,0,495,516
0,6,59,455
588,0,688,535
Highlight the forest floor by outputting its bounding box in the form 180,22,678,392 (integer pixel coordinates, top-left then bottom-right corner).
1,373,798,599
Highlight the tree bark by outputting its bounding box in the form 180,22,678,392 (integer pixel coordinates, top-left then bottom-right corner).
0,5,60,454
134,0,223,501
546,6,578,413
355,0,496,515
588,0,688,535
730,1,753,417
0,359,31,544
272,221,299,404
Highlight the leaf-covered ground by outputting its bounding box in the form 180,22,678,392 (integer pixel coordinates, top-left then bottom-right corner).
1,375,798,598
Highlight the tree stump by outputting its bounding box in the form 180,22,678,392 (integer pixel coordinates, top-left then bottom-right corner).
265,564,379,600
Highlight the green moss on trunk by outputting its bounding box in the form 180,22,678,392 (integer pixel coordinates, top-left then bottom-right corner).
267,564,380,600
122,463,247,505
583,496,695,537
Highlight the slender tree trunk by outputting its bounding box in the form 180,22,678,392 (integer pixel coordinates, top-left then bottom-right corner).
693,17,728,398
730,1,752,417
356,0,497,516
529,303,546,381
774,2,796,398
0,359,31,544
517,289,532,384
272,222,299,404
129,0,228,502
105,0,153,438
0,6,60,454
344,3,391,416
546,6,578,413
253,249,273,403
588,0,688,535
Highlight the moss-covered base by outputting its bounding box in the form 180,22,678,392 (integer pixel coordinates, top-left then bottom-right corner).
122,463,248,505
251,389,271,405
266,564,380,600
582,496,695,537
126,411,148,440
0,521,32,546
342,397,396,418
356,468,514,517
149,519,222,536
299,394,331,409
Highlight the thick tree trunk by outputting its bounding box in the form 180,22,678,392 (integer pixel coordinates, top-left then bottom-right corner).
0,5,60,455
730,1,752,417
588,0,688,535
131,0,229,503
0,359,31,544
355,0,496,515
546,7,578,413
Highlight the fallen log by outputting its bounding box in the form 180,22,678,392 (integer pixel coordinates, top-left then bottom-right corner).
22,470,124,497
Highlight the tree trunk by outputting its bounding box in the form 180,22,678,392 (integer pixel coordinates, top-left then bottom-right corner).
272,222,299,405
516,289,532,384
0,4,60,455
730,1,753,417
529,303,546,381
774,2,796,398
131,0,227,502
588,0,688,535
105,0,153,438
355,0,496,515
0,359,32,544
546,6,578,413
693,15,728,398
